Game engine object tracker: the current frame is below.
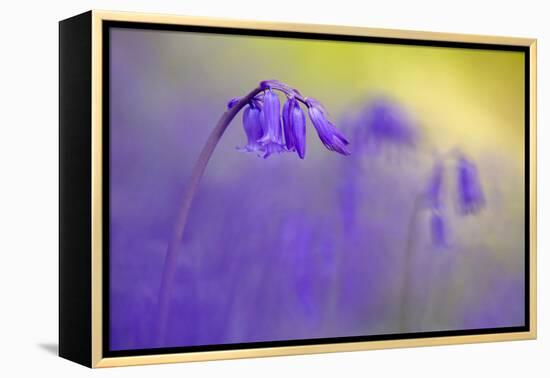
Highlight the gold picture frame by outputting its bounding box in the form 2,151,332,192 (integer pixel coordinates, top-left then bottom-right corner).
59,10,537,368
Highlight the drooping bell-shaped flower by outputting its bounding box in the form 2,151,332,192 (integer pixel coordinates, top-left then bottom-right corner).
307,98,350,156
283,97,307,159
291,102,307,159
258,89,286,158
425,161,444,210
430,211,449,249
282,98,295,151
230,80,350,159
359,98,417,153
456,156,485,215
237,105,264,154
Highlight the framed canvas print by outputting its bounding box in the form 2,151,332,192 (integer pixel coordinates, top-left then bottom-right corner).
59,10,537,368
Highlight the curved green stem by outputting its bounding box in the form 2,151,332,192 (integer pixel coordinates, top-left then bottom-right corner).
156,87,262,345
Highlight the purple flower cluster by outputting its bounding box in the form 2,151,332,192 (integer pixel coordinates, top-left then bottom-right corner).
424,154,485,249
230,80,350,158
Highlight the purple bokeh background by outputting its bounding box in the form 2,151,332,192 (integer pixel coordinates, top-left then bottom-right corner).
108,28,525,351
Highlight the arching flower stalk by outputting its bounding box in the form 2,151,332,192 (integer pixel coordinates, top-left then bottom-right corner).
156,80,350,344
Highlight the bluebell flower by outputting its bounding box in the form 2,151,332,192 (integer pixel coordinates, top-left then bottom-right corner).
358,98,417,153
457,156,485,214
237,105,265,154
230,80,350,159
307,98,350,156
258,89,286,158
418,153,484,250
159,80,351,339
282,97,307,159
282,98,295,151
430,211,449,248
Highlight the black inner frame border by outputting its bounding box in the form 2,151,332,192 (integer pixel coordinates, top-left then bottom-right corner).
102,20,531,358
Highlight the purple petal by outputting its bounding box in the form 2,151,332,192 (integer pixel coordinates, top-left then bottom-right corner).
457,156,485,215
237,105,265,154
360,98,418,149
258,90,283,145
262,142,286,159
308,105,350,156
305,98,328,115
282,98,295,151
291,101,306,159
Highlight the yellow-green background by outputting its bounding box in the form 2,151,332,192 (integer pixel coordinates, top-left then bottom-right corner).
109,28,526,349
